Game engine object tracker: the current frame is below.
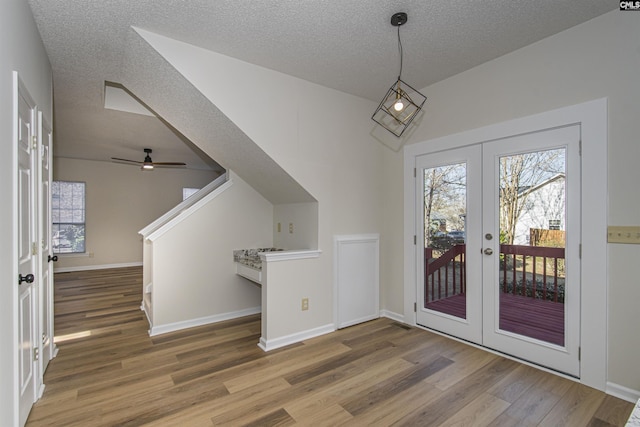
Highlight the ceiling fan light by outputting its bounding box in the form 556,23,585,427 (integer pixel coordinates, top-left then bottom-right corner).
142,152,154,170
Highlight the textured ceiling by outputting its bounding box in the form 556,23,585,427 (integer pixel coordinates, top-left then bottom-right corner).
26,0,615,170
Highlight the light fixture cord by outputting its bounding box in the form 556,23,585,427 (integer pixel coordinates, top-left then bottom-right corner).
397,23,403,80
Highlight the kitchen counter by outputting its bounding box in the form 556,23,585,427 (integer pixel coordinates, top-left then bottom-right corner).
233,248,282,284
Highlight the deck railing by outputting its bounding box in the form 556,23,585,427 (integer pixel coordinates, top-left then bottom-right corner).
424,243,565,304
500,244,565,303
425,244,466,304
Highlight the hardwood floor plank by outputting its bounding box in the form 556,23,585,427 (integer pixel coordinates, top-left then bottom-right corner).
26,267,635,426
538,383,606,426
437,392,511,426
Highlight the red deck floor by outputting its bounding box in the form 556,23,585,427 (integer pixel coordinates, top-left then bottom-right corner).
424,292,564,346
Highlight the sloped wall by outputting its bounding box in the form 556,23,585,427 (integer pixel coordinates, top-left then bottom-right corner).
149,171,272,330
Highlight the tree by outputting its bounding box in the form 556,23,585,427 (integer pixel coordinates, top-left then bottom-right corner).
423,163,466,247
499,149,564,244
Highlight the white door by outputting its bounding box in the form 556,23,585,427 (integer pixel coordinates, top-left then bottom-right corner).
415,145,482,343
416,125,580,377
482,126,580,376
39,113,55,373
16,77,38,426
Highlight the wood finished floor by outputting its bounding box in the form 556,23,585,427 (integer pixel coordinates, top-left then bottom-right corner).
27,267,634,426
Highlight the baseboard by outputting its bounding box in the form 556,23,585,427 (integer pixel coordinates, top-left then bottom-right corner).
380,309,405,323
149,306,261,336
258,323,335,352
54,261,143,273
606,382,640,403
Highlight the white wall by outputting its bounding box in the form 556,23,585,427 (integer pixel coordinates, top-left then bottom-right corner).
53,157,218,270
273,202,318,250
137,30,385,344
0,0,52,422
384,11,640,395
150,171,272,329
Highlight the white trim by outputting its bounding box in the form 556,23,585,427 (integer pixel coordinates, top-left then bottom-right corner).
149,306,261,336
54,261,142,273
145,179,233,242
404,98,608,391
139,172,228,237
258,323,335,352
606,382,640,404
260,249,321,262
141,301,152,327
380,310,405,323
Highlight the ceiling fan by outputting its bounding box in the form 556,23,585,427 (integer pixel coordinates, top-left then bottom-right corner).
111,148,186,170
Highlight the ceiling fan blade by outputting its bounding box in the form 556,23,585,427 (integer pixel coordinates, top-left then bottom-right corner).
111,157,142,164
153,162,187,166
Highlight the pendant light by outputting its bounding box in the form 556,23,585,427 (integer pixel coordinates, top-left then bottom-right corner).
371,12,427,137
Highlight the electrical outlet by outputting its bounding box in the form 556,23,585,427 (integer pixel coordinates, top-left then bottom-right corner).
301,298,309,311
289,223,294,234
608,226,640,244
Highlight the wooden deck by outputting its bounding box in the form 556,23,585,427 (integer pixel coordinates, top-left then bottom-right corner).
425,293,564,346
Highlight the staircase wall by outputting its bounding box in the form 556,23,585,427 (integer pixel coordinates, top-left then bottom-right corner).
147,171,272,333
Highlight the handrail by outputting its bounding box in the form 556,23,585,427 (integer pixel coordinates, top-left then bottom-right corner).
425,244,466,304
139,171,228,238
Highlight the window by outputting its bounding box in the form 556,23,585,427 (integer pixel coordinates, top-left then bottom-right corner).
183,187,200,200
548,219,561,230
52,181,86,253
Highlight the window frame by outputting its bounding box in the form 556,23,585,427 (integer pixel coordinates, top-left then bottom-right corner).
52,180,86,254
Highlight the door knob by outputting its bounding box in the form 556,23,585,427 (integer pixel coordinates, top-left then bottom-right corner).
483,248,493,255
18,274,35,285
48,255,58,263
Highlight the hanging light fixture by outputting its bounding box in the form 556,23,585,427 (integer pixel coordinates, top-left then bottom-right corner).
141,148,154,170
371,12,427,137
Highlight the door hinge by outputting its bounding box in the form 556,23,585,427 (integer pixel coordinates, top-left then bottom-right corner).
579,244,582,259
32,242,38,256
414,302,417,312
42,333,47,344
33,347,39,361
32,135,38,150
578,346,581,361
579,140,582,156
413,168,416,178
413,235,417,245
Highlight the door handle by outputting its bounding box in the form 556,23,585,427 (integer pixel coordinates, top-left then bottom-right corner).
18,274,35,285
483,248,493,255
48,255,58,263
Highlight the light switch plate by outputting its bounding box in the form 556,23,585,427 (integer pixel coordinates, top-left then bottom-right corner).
607,226,640,244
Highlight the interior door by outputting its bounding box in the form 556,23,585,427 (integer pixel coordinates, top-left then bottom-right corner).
482,125,580,376
16,77,38,427
39,113,55,373
416,145,482,343
415,125,580,377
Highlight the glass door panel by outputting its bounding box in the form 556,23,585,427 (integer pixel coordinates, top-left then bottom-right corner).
423,163,467,319
497,148,566,346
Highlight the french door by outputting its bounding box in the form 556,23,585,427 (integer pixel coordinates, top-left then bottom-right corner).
416,125,581,376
